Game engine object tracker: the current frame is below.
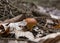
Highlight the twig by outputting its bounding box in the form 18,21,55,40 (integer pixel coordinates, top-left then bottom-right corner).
4,14,25,23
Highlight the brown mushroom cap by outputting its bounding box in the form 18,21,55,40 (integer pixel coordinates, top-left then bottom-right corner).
25,18,37,31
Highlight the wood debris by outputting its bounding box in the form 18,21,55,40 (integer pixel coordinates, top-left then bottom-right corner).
0,0,60,43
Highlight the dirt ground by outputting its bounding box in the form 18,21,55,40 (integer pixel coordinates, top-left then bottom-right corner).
0,0,60,43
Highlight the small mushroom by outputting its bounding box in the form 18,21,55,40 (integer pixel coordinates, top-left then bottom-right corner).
24,18,37,31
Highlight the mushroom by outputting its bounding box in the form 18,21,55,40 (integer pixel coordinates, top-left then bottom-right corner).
24,18,37,31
